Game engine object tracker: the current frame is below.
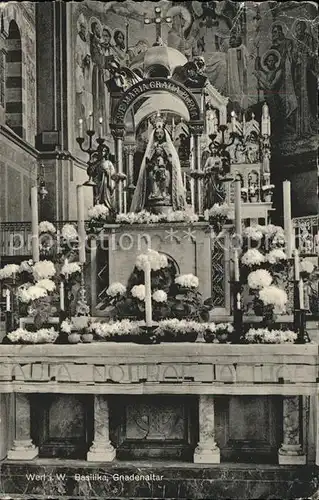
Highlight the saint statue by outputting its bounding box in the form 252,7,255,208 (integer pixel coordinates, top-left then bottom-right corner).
130,114,186,213
203,142,227,209
206,104,219,137
89,145,116,210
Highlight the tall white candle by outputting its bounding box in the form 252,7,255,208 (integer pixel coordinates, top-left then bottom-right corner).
283,180,293,258
299,278,304,310
31,185,40,262
144,259,152,327
294,249,300,281
98,117,103,138
78,119,84,138
234,178,242,238
88,113,94,131
231,111,236,133
76,185,86,263
234,249,240,282
60,281,65,311
6,288,11,312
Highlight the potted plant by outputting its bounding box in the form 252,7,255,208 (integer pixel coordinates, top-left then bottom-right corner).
241,187,248,202
262,184,275,202
248,184,259,202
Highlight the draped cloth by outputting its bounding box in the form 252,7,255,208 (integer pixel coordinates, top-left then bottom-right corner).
130,129,186,213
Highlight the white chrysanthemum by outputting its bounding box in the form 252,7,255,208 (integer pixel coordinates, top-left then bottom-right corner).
38,221,56,234
72,316,89,330
131,284,146,301
175,274,199,288
61,224,78,240
61,262,81,276
259,286,288,311
61,319,72,334
0,264,20,280
19,260,33,273
35,328,58,343
135,249,168,272
241,249,265,266
208,203,231,218
88,204,109,220
36,279,56,293
248,269,273,290
33,260,56,281
300,259,314,274
243,225,264,241
152,290,167,303
18,285,48,303
90,319,140,338
106,282,127,297
7,328,29,343
266,249,287,264
245,328,297,344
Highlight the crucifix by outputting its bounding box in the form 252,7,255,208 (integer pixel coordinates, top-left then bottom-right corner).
144,6,172,42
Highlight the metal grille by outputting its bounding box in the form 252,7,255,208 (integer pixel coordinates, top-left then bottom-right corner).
211,235,225,307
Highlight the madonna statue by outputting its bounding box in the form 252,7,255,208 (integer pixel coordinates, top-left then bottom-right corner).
130,113,186,213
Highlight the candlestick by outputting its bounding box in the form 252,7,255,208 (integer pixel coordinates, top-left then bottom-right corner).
299,278,304,310
31,185,40,262
98,117,103,138
234,249,240,282
294,249,300,281
76,185,86,263
78,118,84,138
234,177,242,238
283,180,293,258
60,281,65,311
144,259,152,327
88,112,94,132
6,288,11,312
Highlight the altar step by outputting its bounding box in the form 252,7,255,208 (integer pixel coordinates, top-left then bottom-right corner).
0,460,317,499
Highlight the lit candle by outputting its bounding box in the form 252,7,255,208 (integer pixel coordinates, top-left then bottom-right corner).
294,249,300,281
6,288,11,312
88,113,94,131
76,185,86,263
234,177,242,238
236,292,241,310
31,185,40,262
220,107,227,125
78,118,84,138
299,278,304,310
144,259,152,327
234,249,240,282
283,180,293,258
60,281,65,311
242,114,246,136
98,117,103,138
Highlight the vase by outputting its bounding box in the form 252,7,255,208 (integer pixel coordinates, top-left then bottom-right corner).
264,194,272,202
81,333,93,343
250,196,258,203
68,333,81,344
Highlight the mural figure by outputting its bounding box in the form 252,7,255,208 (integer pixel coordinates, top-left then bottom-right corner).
75,14,92,124
226,32,249,111
90,18,106,128
292,20,318,137
113,29,127,63
166,5,197,58
130,113,186,212
127,39,149,65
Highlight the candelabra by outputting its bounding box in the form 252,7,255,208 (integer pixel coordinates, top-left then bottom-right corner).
75,264,90,317
76,118,106,187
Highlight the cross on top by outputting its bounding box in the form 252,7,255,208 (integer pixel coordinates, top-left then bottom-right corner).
144,6,172,42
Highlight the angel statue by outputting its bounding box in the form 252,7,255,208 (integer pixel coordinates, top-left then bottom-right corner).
88,145,116,210
130,113,186,213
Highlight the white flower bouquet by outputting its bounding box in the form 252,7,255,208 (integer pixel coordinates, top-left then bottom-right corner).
18,284,48,303
131,284,146,301
135,249,168,272
61,261,81,277
33,260,56,281
241,249,265,267
243,225,264,242
38,221,56,234
175,274,199,289
259,285,288,313
245,328,297,344
248,269,272,290
204,322,234,343
61,224,78,241
106,282,127,297
152,290,167,303
157,318,205,342
0,264,20,281
266,249,287,264
7,327,58,344
89,319,140,341
88,204,109,220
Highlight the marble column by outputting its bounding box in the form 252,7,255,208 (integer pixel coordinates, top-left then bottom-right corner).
194,395,220,463
124,144,135,188
278,396,306,465
7,393,38,460
112,127,125,215
87,395,115,462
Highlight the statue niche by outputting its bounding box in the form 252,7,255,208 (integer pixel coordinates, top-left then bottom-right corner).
130,113,186,214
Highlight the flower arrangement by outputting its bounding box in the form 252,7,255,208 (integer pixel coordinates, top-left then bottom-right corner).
204,322,234,343
106,282,127,297
259,285,288,314
300,259,315,275
61,261,81,277
243,225,264,242
7,327,58,344
131,284,146,301
152,290,167,303
88,204,109,220
60,316,92,343
248,269,273,290
245,328,297,344
135,249,168,272
241,249,265,267
266,249,287,264
61,224,78,241
261,184,275,193
18,285,48,303
115,209,199,225
0,264,20,281
38,221,56,234
156,318,205,342
33,260,56,281
175,274,199,289
89,319,140,341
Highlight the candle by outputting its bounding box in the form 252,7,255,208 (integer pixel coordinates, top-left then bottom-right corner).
31,185,40,262
234,249,240,282
220,107,227,125
283,180,293,258
144,259,152,327
299,278,304,310
236,292,241,310
60,281,65,311
78,118,84,138
234,177,242,238
76,185,86,263
98,117,103,138
88,112,94,131
6,288,11,312
231,111,236,133
294,249,300,281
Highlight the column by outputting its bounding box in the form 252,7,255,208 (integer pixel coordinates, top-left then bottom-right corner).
87,395,115,462
194,395,220,463
112,127,125,215
124,144,136,209
189,121,204,215
189,135,195,212
7,393,38,460
278,396,306,465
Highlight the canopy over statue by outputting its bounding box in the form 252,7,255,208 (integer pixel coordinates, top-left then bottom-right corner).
130,113,187,213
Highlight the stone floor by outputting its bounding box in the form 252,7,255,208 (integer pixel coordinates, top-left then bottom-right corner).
0,460,318,499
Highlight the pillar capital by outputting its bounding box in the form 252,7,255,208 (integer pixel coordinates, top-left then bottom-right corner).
189,120,205,136
110,124,126,140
